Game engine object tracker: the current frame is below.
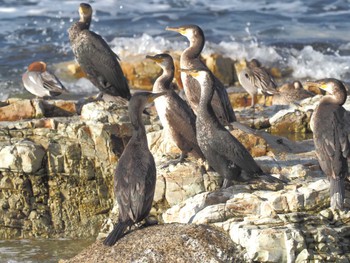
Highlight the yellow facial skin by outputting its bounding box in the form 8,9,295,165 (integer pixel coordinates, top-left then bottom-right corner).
179,68,199,77
146,55,163,64
165,26,187,36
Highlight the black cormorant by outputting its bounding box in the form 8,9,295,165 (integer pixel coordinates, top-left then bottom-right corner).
68,3,131,99
22,61,68,98
146,53,204,164
238,59,277,107
272,80,314,105
103,91,164,246
310,78,349,210
166,25,236,125
182,68,276,188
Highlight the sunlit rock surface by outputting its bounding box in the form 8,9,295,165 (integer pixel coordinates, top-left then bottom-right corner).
1,90,350,262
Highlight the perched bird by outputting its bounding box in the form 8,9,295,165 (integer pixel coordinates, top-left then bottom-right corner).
272,80,314,105
310,78,349,210
238,59,277,107
166,25,236,125
103,91,164,246
146,53,204,164
182,69,277,188
22,61,68,98
68,3,131,99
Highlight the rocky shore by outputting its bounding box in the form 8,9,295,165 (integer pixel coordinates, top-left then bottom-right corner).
1,54,350,262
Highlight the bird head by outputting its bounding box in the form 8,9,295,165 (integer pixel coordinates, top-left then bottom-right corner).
146,54,174,69
166,24,203,43
306,78,346,95
79,3,92,22
27,61,47,72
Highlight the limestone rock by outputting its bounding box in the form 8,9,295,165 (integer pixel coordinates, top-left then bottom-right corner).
0,140,45,173
60,223,241,263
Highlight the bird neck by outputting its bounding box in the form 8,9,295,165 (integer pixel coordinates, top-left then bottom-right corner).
154,68,174,91
68,21,88,41
322,93,346,106
130,109,147,140
183,37,204,59
79,15,91,29
197,75,221,126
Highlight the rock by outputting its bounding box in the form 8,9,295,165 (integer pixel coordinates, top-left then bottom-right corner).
60,223,241,263
0,140,45,173
0,99,44,121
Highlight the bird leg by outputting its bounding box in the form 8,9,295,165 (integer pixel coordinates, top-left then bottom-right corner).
160,152,187,168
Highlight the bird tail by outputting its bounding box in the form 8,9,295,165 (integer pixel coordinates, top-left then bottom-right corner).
330,177,345,210
103,222,128,246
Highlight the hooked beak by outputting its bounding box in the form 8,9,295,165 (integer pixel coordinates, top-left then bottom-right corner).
146,55,163,63
166,26,186,35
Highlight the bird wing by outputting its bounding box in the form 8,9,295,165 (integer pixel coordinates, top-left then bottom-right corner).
165,91,198,147
40,71,68,94
316,107,349,179
212,76,236,123
206,127,262,174
250,67,277,95
115,145,156,223
76,31,130,98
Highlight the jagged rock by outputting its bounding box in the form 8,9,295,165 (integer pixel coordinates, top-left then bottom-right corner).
60,223,241,263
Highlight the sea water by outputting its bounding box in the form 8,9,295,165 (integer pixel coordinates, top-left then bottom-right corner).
1,0,350,261
1,0,350,100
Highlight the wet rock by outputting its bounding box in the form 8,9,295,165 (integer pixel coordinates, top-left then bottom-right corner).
60,223,241,263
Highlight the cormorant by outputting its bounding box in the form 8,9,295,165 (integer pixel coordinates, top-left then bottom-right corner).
68,3,131,99
238,59,277,107
22,61,68,98
310,78,349,210
146,53,204,164
272,80,314,105
103,91,164,246
166,25,236,125
182,68,276,188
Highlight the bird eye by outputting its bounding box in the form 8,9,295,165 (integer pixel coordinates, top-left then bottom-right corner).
245,73,249,78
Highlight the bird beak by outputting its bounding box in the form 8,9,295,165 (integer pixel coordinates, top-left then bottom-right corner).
146,55,163,63
179,68,199,77
147,92,166,103
166,26,186,35
304,80,329,93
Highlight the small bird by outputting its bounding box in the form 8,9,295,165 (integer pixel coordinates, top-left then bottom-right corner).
166,24,236,125
238,59,278,107
68,3,131,100
182,68,278,188
146,53,204,165
310,78,350,210
272,80,314,105
22,61,68,98
103,91,164,246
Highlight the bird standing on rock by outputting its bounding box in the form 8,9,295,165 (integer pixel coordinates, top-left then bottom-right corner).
309,78,350,210
182,68,279,188
166,24,236,125
238,59,277,107
68,3,131,100
103,91,164,246
22,61,68,98
146,53,204,165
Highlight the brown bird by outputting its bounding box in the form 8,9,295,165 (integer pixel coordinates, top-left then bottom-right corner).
238,59,277,107
166,24,236,125
272,80,314,105
182,68,281,188
146,53,204,165
103,91,164,246
310,78,350,210
22,61,68,98
68,3,131,99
